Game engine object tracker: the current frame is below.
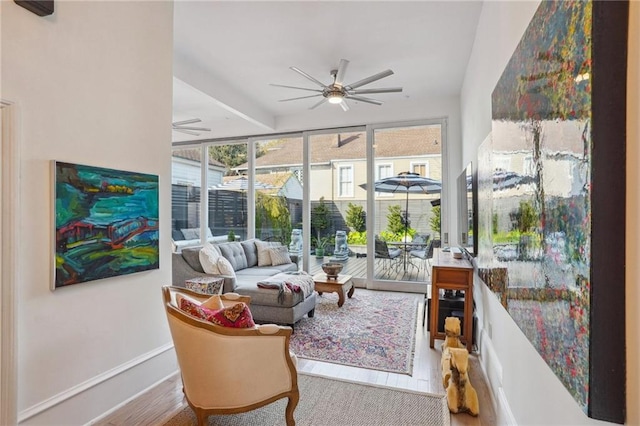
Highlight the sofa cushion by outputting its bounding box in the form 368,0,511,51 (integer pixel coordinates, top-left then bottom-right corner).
269,246,293,266
172,229,185,241
178,298,255,328
199,243,221,274
217,256,236,277
255,240,281,266
217,242,248,271
181,228,199,240
181,247,205,273
234,281,306,308
240,239,259,267
233,261,298,277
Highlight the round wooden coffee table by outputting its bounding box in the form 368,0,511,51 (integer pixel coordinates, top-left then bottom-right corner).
312,273,354,307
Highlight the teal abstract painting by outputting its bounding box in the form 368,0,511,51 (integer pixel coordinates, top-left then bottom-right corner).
54,161,159,287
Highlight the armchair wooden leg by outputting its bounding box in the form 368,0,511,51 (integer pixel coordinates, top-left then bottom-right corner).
194,408,208,426
285,390,299,426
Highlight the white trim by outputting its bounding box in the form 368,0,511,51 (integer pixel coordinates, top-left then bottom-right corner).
497,387,518,426
409,161,430,178
375,162,394,197
337,163,354,198
17,343,175,423
1,100,19,426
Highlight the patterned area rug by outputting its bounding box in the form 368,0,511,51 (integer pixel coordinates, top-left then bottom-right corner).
164,373,450,426
290,288,419,375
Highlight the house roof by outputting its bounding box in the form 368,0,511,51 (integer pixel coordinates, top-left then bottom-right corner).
172,148,226,168
223,171,294,189
236,126,441,171
491,119,586,154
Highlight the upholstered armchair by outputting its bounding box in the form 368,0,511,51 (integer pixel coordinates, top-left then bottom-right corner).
162,286,299,426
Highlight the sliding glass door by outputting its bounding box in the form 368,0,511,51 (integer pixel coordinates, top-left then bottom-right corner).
171,119,447,293
367,120,445,292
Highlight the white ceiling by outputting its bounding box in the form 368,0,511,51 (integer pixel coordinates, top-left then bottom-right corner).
172,1,484,143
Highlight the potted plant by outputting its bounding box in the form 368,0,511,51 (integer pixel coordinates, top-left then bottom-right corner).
313,236,331,258
311,196,331,241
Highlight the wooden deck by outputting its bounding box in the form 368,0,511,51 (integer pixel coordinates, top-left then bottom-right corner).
306,254,432,283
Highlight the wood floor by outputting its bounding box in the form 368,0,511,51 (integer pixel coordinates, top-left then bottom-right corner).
94,296,495,426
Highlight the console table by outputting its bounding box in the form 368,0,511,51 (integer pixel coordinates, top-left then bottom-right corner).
429,248,474,352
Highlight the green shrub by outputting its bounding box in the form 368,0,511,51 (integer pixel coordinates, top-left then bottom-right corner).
346,203,366,232
347,231,367,245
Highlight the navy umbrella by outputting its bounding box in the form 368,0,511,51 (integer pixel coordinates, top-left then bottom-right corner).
360,172,441,239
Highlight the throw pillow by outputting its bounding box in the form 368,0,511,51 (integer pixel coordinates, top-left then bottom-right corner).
175,293,202,310
268,246,293,266
209,302,255,328
178,298,255,328
217,256,236,278
255,240,281,266
199,243,221,274
181,228,199,240
201,294,224,310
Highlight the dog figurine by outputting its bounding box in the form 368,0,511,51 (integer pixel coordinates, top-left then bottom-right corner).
441,316,465,387
446,347,479,416
442,316,464,351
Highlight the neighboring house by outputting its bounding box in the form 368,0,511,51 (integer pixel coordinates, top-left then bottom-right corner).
171,148,227,188
237,127,442,200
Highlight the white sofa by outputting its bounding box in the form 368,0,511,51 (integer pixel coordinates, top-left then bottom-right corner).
172,227,234,252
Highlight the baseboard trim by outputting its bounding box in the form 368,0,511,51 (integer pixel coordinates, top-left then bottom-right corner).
497,386,518,425
18,342,175,423
87,369,180,425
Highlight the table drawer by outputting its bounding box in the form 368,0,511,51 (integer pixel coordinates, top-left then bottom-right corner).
434,269,471,285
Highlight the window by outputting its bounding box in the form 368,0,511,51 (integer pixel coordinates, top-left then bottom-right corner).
338,165,354,197
411,162,429,177
376,163,393,197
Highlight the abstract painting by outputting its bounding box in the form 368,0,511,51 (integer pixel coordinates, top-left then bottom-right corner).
53,161,159,288
479,1,628,422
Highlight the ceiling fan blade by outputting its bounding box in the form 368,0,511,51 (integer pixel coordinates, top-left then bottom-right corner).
344,69,394,90
172,118,202,126
173,128,201,136
309,97,328,110
334,59,350,87
339,99,350,112
269,83,323,93
279,94,322,102
348,87,403,95
345,95,383,106
290,66,327,89
173,126,211,132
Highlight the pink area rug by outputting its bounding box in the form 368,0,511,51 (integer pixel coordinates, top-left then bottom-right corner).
290,289,419,375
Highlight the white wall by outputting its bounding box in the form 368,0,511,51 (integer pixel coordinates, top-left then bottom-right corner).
1,2,177,424
461,1,640,425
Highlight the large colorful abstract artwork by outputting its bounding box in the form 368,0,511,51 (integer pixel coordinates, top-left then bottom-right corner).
479,1,627,422
54,161,159,288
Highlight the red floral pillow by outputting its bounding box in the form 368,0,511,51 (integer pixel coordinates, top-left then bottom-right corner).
178,298,255,328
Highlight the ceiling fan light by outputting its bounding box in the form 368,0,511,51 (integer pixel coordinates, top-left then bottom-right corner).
327,92,343,104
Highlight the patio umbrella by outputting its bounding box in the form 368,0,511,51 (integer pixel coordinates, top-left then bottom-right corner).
360,172,441,239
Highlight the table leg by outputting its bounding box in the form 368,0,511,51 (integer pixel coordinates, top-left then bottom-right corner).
337,290,346,307
347,285,354,298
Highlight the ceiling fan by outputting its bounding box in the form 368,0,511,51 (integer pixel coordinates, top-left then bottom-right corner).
270,59,402,111
172,118,211,136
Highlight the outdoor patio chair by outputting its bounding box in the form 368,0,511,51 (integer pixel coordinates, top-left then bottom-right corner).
409,239,440,277
375,238,402,276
